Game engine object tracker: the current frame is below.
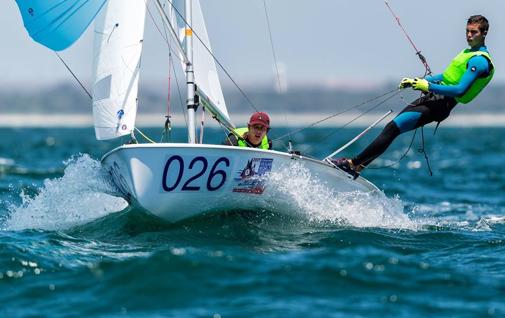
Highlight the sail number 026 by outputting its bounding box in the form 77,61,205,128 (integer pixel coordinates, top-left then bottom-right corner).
162,155,230,192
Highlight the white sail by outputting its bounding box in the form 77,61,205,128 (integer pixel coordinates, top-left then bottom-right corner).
92,0,147,140
191,0,230,123
164,1,230,123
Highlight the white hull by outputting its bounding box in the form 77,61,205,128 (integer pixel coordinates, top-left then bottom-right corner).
101,144,379,222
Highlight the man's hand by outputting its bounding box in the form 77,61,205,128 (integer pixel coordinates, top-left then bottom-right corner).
399,77,415,89
412,77,429,92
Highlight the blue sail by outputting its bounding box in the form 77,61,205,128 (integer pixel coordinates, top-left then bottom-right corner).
15,0,108,51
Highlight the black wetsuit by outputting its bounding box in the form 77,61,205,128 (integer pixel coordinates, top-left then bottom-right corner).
352,93,457,167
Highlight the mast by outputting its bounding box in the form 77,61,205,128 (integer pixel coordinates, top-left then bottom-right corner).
185,0,197,143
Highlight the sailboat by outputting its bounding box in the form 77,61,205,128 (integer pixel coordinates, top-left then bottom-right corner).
15,0,380,222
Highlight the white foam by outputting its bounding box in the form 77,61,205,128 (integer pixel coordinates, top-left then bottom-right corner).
264,162,418,229
410,201,505,231
3,154,128,231
0,157,15,166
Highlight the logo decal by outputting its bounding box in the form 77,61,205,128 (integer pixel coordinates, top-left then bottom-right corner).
232,158,273,194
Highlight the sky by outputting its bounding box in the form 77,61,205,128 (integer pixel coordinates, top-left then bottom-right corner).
1,0,504,89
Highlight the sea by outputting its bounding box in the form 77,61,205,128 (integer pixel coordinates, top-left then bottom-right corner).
1,126,504,317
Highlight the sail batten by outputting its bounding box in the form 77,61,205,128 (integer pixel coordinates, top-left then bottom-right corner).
92,0,147,140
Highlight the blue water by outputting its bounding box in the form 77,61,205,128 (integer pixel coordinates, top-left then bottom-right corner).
1,127,505,317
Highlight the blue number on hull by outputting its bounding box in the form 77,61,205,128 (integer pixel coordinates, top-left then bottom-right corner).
162,155,184,191
181,157,208,191
162,156,230,192
207,157,230,191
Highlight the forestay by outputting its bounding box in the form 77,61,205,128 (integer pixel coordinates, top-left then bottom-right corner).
191,0,230,123
165,0,232,127
92,0,147,140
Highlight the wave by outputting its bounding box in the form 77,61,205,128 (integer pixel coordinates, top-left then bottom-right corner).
263,162,417,229
2,154,127,231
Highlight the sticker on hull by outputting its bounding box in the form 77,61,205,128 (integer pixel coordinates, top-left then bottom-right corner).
233,158,273,194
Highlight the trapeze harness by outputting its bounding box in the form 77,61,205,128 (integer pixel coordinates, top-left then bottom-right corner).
353,46,494,168
228,127,272,150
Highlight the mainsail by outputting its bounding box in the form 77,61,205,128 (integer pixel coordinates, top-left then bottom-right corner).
92,0,147,140
162,0,232,128
191,0,230,123
15,0,107,51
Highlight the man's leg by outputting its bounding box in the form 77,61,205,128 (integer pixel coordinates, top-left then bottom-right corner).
334,94,455,176
343,95,436,173
352,120,402,168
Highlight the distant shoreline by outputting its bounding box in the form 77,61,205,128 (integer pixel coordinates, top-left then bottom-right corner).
1,113,504,128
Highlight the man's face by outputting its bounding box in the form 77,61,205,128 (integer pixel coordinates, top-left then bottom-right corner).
247,124,268,145
466,23,486,47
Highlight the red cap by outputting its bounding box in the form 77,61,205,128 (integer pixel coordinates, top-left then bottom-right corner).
248,112,270,128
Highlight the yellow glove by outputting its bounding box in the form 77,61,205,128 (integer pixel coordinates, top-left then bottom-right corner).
399,77,415,89
412,77,429,92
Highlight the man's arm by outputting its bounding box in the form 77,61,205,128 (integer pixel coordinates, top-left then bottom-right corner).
425,73,443,83
428,56,490,97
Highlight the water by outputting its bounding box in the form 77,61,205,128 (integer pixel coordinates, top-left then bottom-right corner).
1,127,505,317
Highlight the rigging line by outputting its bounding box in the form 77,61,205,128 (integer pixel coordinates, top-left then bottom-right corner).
261,0,291,149
55,52,92,100
419,126,433,176
384,0,432,76
262,0,282,93
367,127,417,170
161,51,173,143
167,52,172,118
171,54,188,126
144,0,185,65
158,2,189,128
219,121,234,145
299,90,401,155
55,29,156,145
271,87,399,142
165,1,259,112
135,127,156,143
57,48,123,135
146,0,188,128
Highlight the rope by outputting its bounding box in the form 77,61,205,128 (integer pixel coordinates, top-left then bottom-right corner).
298,90,401,155
199,107,206,144
55,53,92,99
146,0,188,126
262,0,282,92
384,1,432,76
367,128,417,170
135,127,156,144
165,1,259,112
419,126,433,176
145,0,186,64
161,51,173,142
271,88,399,143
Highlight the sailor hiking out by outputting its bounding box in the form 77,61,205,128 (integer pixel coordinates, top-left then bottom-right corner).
334,15,494,179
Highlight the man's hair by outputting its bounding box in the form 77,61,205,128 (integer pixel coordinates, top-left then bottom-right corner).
467,15,489,33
